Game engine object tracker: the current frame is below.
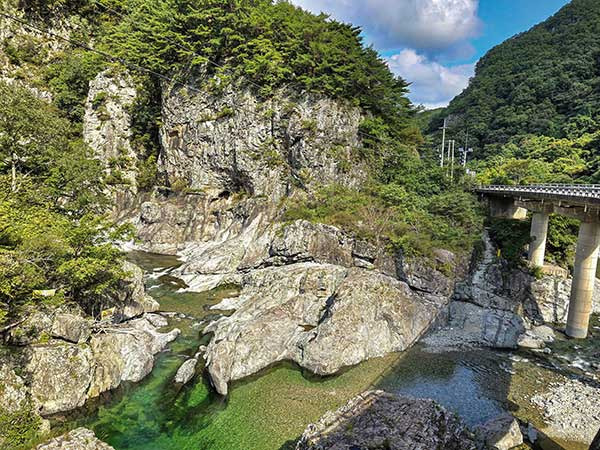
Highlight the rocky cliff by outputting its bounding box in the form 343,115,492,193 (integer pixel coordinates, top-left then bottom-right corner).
81,70,470,395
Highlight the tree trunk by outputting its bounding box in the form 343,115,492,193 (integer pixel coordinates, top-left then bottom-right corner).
11,151,16,193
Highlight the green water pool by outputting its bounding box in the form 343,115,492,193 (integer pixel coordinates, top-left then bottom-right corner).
51,251,597,450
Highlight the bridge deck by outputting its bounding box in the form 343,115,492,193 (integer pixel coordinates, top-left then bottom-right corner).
475,184,600,206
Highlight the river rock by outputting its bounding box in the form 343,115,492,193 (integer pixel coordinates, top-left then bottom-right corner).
27,343,94,415
474,414,523,450
112,261,160,321
36,427,114,450
88,317,180,397
296,390,477,450
51,313,91,344
174,358,197,384
204,263,442,395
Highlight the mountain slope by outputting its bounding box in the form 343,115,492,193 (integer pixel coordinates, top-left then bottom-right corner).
439,0,600,157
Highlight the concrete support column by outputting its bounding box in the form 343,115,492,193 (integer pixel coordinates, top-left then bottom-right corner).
566,221,600,339
528,212,549,267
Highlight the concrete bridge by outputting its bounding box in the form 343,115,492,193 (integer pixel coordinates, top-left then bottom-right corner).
475,184,600,339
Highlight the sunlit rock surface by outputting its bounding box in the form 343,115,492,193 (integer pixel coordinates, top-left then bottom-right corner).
296,390,477,450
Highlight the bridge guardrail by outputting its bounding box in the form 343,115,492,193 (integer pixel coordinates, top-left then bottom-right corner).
475,184,600,199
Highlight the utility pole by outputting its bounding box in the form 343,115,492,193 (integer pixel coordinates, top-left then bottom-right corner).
440,118,448,167
450,140,455,183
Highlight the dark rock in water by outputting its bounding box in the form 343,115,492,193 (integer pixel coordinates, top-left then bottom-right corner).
295,390,477,450
36,427,114,449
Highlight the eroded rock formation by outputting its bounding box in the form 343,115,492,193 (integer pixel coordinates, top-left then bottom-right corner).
296,390,477,450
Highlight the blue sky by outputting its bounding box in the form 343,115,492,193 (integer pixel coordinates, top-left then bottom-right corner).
291,0,571,108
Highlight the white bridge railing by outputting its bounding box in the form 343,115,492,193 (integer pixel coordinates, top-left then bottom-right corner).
475,184,600,199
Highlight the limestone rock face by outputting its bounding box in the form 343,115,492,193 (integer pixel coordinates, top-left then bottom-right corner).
0,363,28,413
159,83,366,200
36,427,114,450
83,70,139,211
204,264,442,395
27,343,94,415
296,390,477,450
51,313,91,344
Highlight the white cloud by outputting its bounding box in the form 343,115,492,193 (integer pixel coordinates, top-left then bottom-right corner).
291,0,481,52
386,49,474,108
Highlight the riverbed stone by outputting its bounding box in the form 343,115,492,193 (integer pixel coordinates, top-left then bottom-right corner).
475,414,523,450
36,427,114,449
174,358,197,384
296,390,477,449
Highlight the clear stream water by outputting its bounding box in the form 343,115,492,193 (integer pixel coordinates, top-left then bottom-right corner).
51,251,599,450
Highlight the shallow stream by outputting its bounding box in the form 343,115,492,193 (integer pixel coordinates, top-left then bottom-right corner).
53,252,599,450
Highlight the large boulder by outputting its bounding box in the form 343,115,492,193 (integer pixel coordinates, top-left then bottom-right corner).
474,414,523,450
26,343,94,415
203,264,443,395
36,427,114,450
88,317,180,397
296,390,477,449
51,313,91,344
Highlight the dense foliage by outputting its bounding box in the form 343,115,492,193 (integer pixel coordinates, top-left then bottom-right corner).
99,0,419,141
0,81,131,325
433,0,600,158
285,155,483,258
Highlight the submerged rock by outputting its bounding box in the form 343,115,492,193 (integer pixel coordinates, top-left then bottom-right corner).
203,263,443,395
36,427,114,449
296,390,477,450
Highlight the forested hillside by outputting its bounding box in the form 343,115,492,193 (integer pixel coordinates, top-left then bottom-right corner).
430,0,600,182
0,0,482,335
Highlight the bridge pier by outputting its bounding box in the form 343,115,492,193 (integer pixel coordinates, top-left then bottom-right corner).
566,220,600,339
528,212,549,267
488,196,528,220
